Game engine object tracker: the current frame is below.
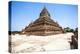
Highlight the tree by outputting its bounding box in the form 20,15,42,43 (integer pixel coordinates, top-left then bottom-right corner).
75,28,78,32
70,29,74,32
64,27,70,32
64,27,74,32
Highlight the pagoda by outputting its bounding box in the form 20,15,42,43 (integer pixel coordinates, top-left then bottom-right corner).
22,7,64,36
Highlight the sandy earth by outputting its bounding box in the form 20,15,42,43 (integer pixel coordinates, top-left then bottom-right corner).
10,33,74,53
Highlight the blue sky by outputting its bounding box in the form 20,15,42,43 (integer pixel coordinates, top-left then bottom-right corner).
9,1,78,31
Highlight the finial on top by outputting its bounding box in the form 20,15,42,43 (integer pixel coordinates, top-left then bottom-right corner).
40,6,50,17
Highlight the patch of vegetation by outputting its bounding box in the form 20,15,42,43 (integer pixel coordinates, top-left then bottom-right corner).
8,31,21,35
64,27,74,33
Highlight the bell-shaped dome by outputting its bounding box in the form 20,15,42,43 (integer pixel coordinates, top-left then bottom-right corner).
40,7,50,18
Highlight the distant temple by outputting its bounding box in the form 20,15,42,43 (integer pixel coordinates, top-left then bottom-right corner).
22,7,64,36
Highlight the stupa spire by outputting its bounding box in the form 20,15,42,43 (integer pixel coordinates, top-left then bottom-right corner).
40,6,50,18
